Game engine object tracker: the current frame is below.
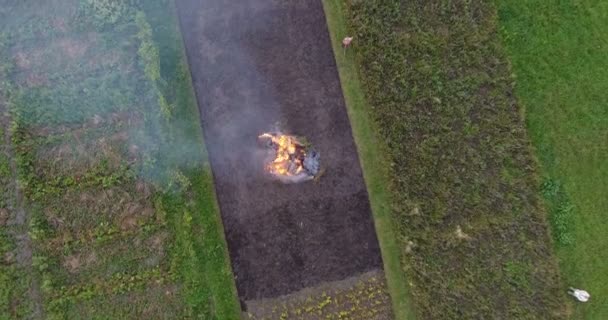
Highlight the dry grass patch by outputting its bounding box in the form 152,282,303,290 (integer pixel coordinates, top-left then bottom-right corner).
245,270,392,320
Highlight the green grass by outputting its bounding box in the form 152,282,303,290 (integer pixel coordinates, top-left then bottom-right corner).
496,1,608,318
142,2,241,316
334,0,568,318
322,1,415,319
0,0,240,318
0,31,32,320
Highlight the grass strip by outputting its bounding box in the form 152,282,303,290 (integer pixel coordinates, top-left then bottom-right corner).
322,1,416,319
143,1,242,318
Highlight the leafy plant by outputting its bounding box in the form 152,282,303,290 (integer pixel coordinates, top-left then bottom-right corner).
0,153,10,178
80,0,140,28
541,178,576,246
541,178,560,198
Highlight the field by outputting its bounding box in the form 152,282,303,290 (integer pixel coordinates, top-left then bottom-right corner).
0,0,239,319
175,0,393,318
2,0,604,319
333,0,570,318
496,0,608,318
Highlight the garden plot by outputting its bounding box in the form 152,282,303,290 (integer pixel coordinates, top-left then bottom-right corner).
176,0,383,304
3,7,176,316
244,270,393,320
44,229,169,287
0,0,239,318
63,284,187,319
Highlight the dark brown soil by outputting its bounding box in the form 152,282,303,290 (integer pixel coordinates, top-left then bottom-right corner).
175,0,383,301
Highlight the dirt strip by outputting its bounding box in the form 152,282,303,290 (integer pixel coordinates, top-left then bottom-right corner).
175,0,383,301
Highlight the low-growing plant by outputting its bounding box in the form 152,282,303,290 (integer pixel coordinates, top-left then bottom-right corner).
0,153,10,178
541,178,576,246
80,0,140,29
342,0,567,318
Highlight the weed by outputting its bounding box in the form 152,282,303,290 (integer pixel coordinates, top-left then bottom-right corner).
541,179,561,199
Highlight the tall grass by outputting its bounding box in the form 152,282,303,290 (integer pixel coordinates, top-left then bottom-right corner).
331,0,567,318
322,1,415,319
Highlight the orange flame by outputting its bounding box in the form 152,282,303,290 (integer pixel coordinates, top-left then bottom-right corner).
259,133,306,177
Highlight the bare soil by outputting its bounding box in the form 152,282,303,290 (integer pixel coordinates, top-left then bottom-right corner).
175,0,383,301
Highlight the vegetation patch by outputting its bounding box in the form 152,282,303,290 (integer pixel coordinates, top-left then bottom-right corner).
321,1,414,319
0,0,239,319
339,0,568,318
245,270,392,320
496,0,608,317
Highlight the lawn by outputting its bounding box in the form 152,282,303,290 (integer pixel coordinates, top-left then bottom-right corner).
0,0,239,319
496,1,608,318
331,0,569,318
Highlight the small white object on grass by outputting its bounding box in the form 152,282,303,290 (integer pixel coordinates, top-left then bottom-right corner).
568,287,590,302
342,36,354,56
342,36,354,48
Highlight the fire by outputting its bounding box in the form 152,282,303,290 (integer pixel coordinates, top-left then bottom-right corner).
259,133,306,177
258,131,320,183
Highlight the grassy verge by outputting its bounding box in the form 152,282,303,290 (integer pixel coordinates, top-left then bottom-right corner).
332,1,568,318
0,31,34,320
322,1,415,319
142,1,241,318
496,1,608,318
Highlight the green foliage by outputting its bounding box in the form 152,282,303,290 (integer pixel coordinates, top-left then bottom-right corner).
541,179,561,198
0,33,13,79
0,202,30,319
11,74,137,126
80,0,140,28
0,153,9,178
49,267,167,308
503,261,531,291
321,1,414,319
167,169,191,193
25,161,134,201
28,210,54,241
135,11,160,82
135,10,173,120
344,0,566,318
245,272,391,319
497,1,608,318
554,202,575,245
0,1,234,319
541,179,575,246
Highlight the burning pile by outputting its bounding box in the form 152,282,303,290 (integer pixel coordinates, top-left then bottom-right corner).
258,132,320,183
